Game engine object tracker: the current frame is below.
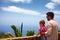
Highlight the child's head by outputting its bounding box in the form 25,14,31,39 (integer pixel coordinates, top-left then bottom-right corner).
39,20,45,26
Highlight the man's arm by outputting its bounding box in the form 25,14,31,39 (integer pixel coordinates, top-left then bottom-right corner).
45,23,53,36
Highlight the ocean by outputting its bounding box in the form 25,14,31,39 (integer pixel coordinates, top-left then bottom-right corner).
0,25,39,36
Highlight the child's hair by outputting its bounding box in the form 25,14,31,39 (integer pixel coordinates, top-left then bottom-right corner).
39,20,45,26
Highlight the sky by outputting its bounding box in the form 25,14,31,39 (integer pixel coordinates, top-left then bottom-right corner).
0,0,60,34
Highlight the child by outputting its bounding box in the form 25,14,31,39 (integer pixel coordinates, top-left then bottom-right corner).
37,20,47,40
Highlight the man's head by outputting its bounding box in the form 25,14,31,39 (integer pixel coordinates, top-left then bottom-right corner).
46,12,54,21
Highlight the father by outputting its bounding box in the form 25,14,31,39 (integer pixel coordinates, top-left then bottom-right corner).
46,12,58,40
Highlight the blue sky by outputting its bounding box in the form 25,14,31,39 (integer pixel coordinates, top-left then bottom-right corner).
0,0,60,34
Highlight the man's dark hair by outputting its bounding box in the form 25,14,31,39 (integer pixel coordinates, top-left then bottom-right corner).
46,12,54,19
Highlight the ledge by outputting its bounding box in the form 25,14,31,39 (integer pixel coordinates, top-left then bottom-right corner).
0,32,60,40
0,35,40,40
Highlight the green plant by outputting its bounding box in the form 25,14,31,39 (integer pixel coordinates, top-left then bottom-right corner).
58,29,60,32
0,32,10,38
11,25,22,37
26,30,35,36
0,32,5,38
5,32,13,38
20,22,23,36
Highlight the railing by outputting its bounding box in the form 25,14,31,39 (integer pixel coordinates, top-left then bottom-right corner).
0,35,40,40
0,32,60,40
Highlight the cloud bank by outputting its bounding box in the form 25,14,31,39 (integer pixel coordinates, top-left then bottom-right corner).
9,0,32,3
1,6,40,16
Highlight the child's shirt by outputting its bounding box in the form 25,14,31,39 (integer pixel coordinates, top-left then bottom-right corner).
39,26,47,38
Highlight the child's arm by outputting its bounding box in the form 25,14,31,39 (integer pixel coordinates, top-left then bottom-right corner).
34,31,40,37
37,31,40,35
36,28,41,35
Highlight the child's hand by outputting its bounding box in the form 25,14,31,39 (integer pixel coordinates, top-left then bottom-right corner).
37,34,40,37
34,34,40,37
34,35,37,36
41,32,45,34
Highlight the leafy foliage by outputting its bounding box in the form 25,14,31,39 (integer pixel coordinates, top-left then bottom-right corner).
58,29,60,32
26,30,35,36
0,32,13,38
11,25,22,37
20,22,23,36
0,32,6,38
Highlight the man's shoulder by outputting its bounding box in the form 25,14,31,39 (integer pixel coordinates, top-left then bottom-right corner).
48,20,56,24
48,20,58,26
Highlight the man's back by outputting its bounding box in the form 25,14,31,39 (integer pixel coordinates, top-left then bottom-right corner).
47,20,58,40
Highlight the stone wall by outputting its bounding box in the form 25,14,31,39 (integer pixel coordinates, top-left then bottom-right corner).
0,32,60,40
0,36,40,40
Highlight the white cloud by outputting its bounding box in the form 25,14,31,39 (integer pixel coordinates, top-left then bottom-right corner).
45,2,56,9
1,6,40,15
51,0,60,4
10,0,32,3
45,0,60,9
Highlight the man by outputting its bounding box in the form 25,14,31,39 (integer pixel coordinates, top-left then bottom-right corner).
45,12,58,40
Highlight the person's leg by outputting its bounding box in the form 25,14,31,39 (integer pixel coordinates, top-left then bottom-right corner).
41,37,45,40
42,37,47,40
43,37,45,40
45,38,47,40
41,37,43,40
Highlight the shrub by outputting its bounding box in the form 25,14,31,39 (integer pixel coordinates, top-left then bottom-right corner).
58,30,60,32
26,30,35,36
